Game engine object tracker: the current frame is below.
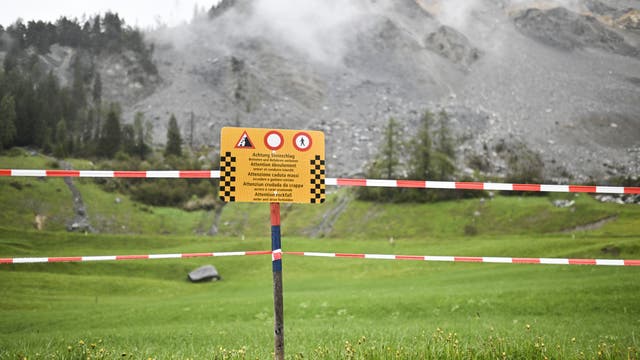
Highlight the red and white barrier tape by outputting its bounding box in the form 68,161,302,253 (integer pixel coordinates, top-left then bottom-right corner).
2,169,639,194
284,252,640,266
0,169,220,179
0,251,271,264
324,178,640,194
1,250,639,266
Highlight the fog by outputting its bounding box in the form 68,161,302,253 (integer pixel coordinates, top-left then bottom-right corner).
153,0,624,65
234,0,587,62
246,0,371,64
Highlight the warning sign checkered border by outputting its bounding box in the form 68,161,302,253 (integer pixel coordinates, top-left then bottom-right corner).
310,155,326,203
220,152,237,202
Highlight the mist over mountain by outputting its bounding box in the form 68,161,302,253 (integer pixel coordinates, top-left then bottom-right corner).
40,0,640,181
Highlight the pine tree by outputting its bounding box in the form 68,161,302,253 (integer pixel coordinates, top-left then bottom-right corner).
82,108,95,147
432,110,456,181
144,119,154,147
408,111,434,180
164,114,182,157
92,73,102,104
188,111,195,149
133,112,150,159
36,72,62,147
0,95,17,150
0,25,5,50
91,16,102,52
92,72,102,139
53,118,68,158
121,124,136,155
97,107,121,158
405,110,461,202
71,58,87,110
435,110,455,159
379,117,402,179
357,118,404,202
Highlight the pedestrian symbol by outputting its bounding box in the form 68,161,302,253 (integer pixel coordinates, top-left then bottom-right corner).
293,132,312,151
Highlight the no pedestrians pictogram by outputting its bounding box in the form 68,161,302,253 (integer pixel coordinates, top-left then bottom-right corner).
293,132,312,151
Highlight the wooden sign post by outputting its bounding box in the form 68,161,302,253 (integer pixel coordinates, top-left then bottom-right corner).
219,127,325,359
270,202,284,359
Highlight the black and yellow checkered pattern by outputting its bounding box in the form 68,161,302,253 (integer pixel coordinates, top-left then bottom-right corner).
309,155,325,203
219,151,237,202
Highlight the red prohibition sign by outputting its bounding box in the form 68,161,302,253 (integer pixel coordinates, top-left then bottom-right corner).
264,131,284,150
293,132,312,152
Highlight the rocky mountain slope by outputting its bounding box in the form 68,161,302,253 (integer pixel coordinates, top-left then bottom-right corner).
114,0,639,181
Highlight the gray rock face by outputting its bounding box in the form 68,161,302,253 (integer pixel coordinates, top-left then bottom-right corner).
188,265,221,282
513,7,638,57
108,0,640,182
585,0,626,17
425,25,482,68
60,161,95,233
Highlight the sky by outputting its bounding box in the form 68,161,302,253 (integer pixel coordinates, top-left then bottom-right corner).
0,0,216,29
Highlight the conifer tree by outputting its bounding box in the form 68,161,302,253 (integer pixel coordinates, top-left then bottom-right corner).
408,111,434,180
92,73,102,139
432,110,456,181
164,114,182,157
54,118,68,157
379,117,402,179
133,112,150,159
435,110,455,159
121,124,136,156
97,106,121,158
0,95,17,150
357,118,404,202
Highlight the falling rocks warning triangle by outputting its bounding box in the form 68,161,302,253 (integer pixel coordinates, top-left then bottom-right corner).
235,131,255,149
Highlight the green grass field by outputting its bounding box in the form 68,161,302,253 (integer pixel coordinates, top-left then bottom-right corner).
1,228,639,358
1,153,640,359
0,230,640,359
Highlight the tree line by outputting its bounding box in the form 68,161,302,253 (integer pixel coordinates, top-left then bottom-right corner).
0,14,219,211
358,110,548,203
0,13,156,73
0,13,157,155
357,110,468,203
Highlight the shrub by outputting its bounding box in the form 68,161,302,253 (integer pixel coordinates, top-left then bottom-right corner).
464,224,478,236
498,141,545,184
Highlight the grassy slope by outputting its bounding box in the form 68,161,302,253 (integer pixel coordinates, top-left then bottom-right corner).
1,153,640,358
0,153,215,235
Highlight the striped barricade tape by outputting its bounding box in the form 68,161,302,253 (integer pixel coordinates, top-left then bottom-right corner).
284,252,640,266
0,251,272,264
2,250,639,266
1,169,639,194
324,178,640,194
0,169,220,179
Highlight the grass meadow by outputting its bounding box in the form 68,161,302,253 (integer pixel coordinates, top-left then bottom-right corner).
1,153,639,358
1,229,639,359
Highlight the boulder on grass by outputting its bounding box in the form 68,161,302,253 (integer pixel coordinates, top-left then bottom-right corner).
188,265,221,282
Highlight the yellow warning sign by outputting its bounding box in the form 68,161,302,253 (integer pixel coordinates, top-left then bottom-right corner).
220,127,325,204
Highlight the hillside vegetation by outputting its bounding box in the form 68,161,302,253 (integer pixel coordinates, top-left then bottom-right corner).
0,13,157,158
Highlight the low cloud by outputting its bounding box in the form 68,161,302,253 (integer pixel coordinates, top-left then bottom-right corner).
242,0,382,65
